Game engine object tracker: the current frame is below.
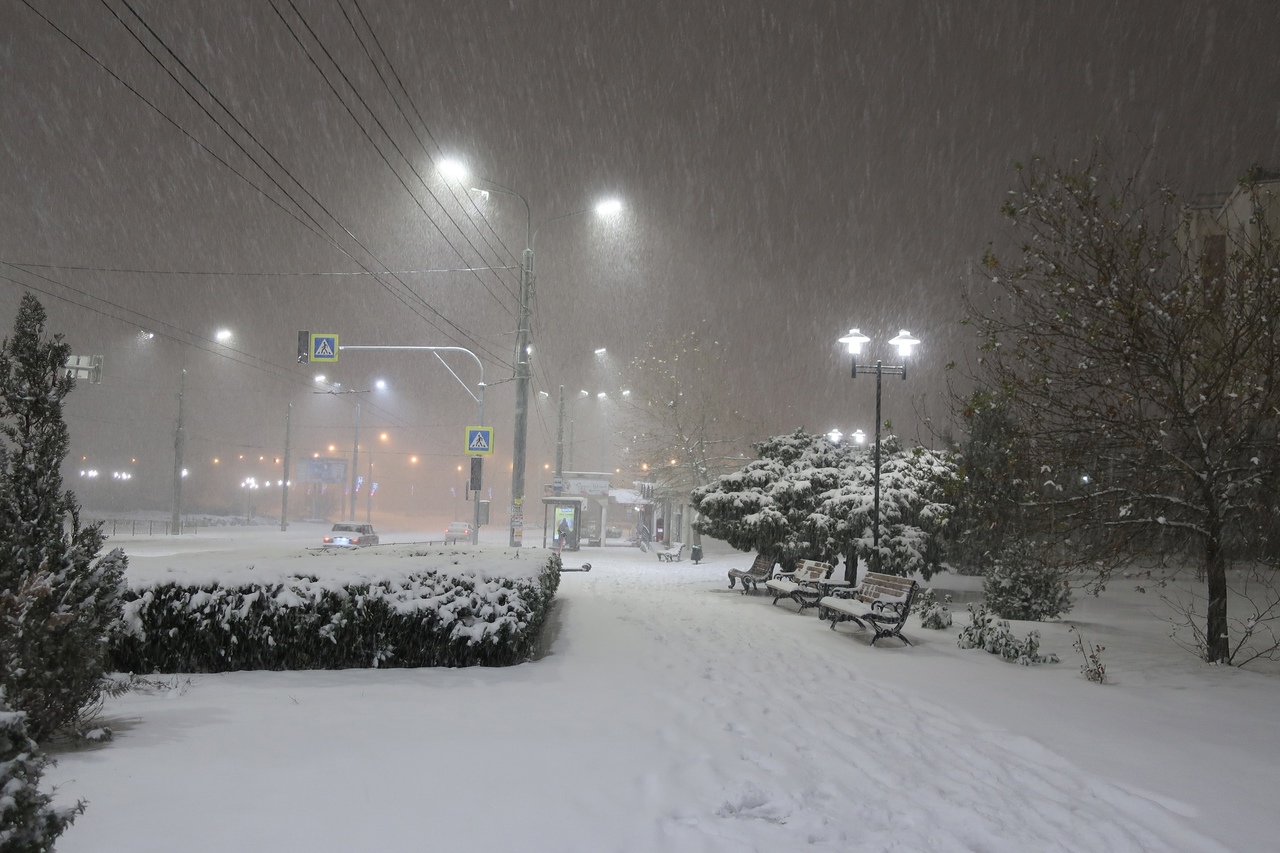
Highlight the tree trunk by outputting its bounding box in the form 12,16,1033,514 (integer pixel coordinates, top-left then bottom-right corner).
843,548,859,584
1203,528,1230,664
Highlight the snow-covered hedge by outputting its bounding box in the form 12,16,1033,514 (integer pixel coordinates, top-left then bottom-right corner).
109,555,561,672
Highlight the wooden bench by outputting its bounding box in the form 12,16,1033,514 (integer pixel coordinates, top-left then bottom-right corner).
818,571,919,646
656,543,686,562
764,560,834,612
727,553,776,594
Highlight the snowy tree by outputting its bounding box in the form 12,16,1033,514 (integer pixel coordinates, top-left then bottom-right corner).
966,154,1280,664
0,698,82,851
619,327,754,544
0,293,127,741
811,436,956,579
692,430,955,578
945,393,1035,574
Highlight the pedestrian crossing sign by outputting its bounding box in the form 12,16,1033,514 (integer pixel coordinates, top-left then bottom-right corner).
310,333,339,363
465,426,494,456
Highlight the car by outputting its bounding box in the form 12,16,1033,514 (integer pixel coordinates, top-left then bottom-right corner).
445,521,473,544
605,525,623,538
323,522,379,548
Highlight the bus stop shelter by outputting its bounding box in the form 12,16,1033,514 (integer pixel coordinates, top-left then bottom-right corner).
541,496,589,550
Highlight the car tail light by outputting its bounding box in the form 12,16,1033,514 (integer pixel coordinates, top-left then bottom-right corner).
323,537,332,543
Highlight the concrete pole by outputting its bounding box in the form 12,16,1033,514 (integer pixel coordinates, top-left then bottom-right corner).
170,368,186,535
281,403,291,532
509,246,533,546
366,454,373,523
554,385,565,494
349,403,361,522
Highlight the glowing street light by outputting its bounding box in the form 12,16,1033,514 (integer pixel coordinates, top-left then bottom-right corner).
835,328,921,574
443,159,624,547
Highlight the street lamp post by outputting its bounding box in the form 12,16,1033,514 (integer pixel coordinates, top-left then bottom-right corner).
505,201,619,547
443,161,620,547
837,328,920,572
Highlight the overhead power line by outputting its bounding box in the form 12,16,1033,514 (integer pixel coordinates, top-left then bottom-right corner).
6,262,517,277
272,0,520,311
106,0,516,368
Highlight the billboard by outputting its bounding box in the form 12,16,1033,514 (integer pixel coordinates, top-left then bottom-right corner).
300,457,348,484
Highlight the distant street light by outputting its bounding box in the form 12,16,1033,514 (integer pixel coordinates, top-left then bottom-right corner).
443,160,623,546
828,428,843,444
836,328,920,573
215,328,232,342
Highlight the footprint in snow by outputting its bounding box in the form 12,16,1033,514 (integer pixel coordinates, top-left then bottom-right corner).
717,783,788,825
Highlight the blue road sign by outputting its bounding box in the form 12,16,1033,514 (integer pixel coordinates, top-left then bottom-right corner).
465,426,494,456
310,333,338,363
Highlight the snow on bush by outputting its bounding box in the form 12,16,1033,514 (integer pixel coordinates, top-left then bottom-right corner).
692,429,956,578
958,603,1059,665
111,554,561,672
983,542,1072,621
0,705,82,851
916,588,953,629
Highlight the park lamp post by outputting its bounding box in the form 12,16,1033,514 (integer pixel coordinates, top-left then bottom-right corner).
837,328,920,572
440,159,621,546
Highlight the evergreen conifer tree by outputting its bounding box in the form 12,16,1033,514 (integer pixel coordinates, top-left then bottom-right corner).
0,698,82,851
0,293,126,742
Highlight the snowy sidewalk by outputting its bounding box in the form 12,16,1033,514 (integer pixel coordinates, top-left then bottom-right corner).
52,546,1258,851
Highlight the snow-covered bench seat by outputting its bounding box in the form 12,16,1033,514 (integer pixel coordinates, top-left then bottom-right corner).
818,571,919,646
764,559,834,612
657,543,686,562
727,553,776,594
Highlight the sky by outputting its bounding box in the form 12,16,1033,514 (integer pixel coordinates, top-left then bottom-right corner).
2,0,1279,520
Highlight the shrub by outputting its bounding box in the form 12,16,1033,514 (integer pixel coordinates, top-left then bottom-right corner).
982,542,1072,620
110,555,561,673
916,588,954,629
958,603,1058,665
0,294,127,742
1070,626,1107,684
0,704,83,851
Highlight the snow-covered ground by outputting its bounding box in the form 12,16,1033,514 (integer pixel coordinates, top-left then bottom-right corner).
47,526,1280,852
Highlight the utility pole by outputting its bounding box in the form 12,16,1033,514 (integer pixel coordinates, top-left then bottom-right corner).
510,245,533,546
554,385,565,495
568,418,576,471
281,403,291,532
170,368,186,535
366,454,374,523
599,405,608,474
349,403,361,522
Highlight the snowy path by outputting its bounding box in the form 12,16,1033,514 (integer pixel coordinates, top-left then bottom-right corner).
52,546,1240,852
537,561,1224,852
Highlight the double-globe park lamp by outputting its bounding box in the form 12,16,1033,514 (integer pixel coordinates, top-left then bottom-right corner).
837,328,920,573
440,159,621,546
